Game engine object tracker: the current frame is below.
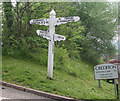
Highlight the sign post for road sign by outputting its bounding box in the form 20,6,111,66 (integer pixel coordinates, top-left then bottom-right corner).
30,10,80,79
94,63,119,99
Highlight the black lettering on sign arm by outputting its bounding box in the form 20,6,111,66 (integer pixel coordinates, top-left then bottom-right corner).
112,66,117,69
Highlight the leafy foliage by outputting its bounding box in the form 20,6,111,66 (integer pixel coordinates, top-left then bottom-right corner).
2,2,118,64
73,2,117,63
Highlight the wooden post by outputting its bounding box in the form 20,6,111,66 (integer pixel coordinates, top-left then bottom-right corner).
47,10,56,79
116,84,119,99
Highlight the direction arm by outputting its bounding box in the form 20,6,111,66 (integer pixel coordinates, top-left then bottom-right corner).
36,30,51,40
56,16,80,25
30,19,49,26
54,34,66,41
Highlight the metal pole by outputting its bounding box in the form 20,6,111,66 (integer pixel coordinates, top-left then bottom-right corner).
47,10,56,79
116,84,119,99
114,79,117,95
98,80,101,88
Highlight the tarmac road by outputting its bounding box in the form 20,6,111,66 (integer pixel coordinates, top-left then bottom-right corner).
1,86,55,101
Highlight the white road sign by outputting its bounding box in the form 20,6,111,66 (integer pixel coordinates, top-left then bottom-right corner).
94,63,118,80
54,34,66,41
36,30,51,40
30,19,49,26
56,16,80,25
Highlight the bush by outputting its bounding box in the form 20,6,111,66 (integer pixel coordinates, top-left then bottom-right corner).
30,48,48,66
54,47,69,70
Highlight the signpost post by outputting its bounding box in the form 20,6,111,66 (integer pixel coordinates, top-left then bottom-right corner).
98,80,101,88
30,10,80,79
114,79,117,95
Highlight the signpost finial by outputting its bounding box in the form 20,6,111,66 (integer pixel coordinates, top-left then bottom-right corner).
50,9,56,15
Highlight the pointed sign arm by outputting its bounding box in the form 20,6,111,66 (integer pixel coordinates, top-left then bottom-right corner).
36,30,51,40
30,19,49,26
56,16,80,25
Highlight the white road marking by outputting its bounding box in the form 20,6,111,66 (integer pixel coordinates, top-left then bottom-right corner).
0,97,9,99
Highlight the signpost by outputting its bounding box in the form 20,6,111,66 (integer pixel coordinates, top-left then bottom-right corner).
30,10,80,79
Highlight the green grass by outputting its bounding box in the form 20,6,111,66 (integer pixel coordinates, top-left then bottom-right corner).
2,56,119,99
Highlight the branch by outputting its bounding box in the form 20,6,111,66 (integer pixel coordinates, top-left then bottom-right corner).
29,2,37,8
19,5,27,14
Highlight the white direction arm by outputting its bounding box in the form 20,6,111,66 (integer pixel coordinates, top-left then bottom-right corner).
36,30,51,40
54,34,66,41
30,17,80,26
56,16,80,25
30,19,49,26
36,30,47,35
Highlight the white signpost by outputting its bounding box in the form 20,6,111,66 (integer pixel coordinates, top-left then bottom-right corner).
30,10,80,79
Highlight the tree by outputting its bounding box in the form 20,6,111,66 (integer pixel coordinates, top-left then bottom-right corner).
3,1,13,31
72,2,118,63
2,2,118,64
2,1,14,55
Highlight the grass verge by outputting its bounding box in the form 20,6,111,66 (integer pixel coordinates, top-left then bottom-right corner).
2,56,118,99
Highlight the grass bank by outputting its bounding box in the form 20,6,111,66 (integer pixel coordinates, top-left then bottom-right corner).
2,56,119,99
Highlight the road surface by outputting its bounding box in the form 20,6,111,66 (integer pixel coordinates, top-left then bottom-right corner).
1,86,56,101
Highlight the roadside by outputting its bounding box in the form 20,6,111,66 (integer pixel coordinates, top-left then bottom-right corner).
2,86,49,100
1,81,76,101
